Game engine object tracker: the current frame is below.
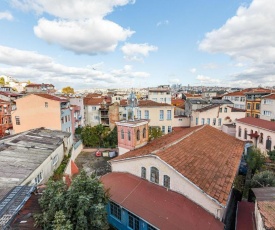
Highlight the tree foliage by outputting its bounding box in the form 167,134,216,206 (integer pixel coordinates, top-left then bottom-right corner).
149,126,163,141
0,77,5,85
62,86,74,94
80,124,117,148
250,170,275,188
246,147,265,173
35,171,109,230
268,150,275,161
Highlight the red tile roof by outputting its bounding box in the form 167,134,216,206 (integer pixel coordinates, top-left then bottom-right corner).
257,201,275,229
25,83,54,87
184,93,202,98
112,125,244,206
236,201,255,230
34,93,68,102
119,99,127,106
138,100,172,107
84,97,104,105
262,93,275,99
236,117,275,132
171,98,185,108
101,172,224,230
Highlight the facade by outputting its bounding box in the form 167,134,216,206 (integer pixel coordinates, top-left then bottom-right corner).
25,83,55,94
102,125,244,229
148,85,171,104
252,187,275,230
190,101,245,130
260,93,275,121
70,105,81,134
184,98,210,116
202,91,217,100
12,94,72,133
0,99,13,137
222,91,246,109
84,97,102,127
69,97,85,126
235,117,275,154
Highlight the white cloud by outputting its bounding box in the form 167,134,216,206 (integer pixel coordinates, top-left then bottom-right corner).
196,75,221,84
0,11,13,21
199,0,275,85
189,68,196,73
156,20,169,27
11,0,136,54
121,43,158,61
0,45,150,89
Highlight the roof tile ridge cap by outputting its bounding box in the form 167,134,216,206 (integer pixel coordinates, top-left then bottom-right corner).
151,125,205,155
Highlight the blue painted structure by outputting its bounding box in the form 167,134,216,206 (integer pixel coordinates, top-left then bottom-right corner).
107,202,158,230
61,108,72,132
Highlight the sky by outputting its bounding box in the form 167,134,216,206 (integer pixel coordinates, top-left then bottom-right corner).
0,0,275,90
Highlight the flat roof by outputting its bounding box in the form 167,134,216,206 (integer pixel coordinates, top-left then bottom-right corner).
0,128,70,200
101,172,224,230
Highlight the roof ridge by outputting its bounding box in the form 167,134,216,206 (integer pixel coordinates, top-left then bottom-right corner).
151,125,205,155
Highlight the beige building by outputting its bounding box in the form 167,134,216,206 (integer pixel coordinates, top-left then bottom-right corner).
235,117,275,154
260,93,275,121
148,85,171,104
12,94,72,134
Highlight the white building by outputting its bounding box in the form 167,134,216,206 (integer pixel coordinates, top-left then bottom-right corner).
260,93,275,121
148,85,171,104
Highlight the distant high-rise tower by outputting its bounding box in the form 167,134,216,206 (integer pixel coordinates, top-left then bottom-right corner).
116,92,149,155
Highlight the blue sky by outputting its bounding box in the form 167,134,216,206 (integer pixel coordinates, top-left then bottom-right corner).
0,0,274,90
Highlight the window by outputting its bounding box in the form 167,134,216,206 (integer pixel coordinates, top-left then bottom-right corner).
137,110,141,119
263,99,271,104
61,117,64,124
110,202,121,221
201,118,205,125
68,115,70,122
168,126,172,133
121,130,124,139
238,126,242,137
150,167,159,184
196,118,198,125
45,102,48,108
244,128,247,139
263,111,271,116
247,103,251,109
163,175,170,188
234,97,239,101
162,126,165,133
128,130,131,141
159,110,164,120
240,97,245,102
250,130,253,139
92,106,96,110
259,133,263,144
266,136,272,151
65,116,68,122
218,118,222,126
213,118,216,126
94,116,99,120
137,130,140,141
15,116,20,125
207,118,210,125
145,110,149,119
129,212,140,230
255,103,260,110
141,167,146,179
34,171,43,185
219,107,222,113
143,128,146,138
52,155,58,166
224,107,227,113
167,110,172,120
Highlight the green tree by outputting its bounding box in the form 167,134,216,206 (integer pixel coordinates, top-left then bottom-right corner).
62,86,74,94
35,171,109,230
149,126,163,141
246,147,265,173
268,149,275,161
0,77,5,85
103,126,118,148
250,170,275,188
81,125,110,147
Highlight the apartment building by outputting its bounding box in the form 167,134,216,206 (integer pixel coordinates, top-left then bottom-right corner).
0,99,12,137
223,91,246,109
148,85,171,104
25,83,55,94
69,97,85,126
260,93,275,121
12,94,72,133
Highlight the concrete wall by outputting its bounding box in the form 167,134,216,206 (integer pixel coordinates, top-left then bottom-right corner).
85,105,100,126
172,116,190,127
12,94,62,133
261,98,275,121
61,108,72,133
111,156,224,219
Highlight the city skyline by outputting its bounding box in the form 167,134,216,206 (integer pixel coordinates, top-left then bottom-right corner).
1,0,274,90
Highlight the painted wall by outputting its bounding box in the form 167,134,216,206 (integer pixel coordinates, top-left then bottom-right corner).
111,156,224,220
261,98,275,121
172,116,190,127
61,108,72,133
148,91,171,104
222,95,246,109
70,97,85,126
84,105,100,126
12,94,62,133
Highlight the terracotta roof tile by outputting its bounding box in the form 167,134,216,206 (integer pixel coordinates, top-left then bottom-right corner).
257,201,275,229
34,93,68,102
138,100,172,107
113,125,244,206
26,83,54,87
101,172,224,230
84,97,104,105
262,93,275,100
236,117,275,132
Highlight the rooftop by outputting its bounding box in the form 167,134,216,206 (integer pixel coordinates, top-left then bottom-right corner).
112,125,244,206
236,117,275,132
262,93,275,100
0,128,70,200
138,100,172,107
101,172,224,230
33,93,68,102
235,201,255,230
84,97,105,105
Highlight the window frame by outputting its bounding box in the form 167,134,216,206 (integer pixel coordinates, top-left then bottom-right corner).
110,202,122,221
163,175,170,188
150,167,159,184
159,110,164,120
141,167,146,179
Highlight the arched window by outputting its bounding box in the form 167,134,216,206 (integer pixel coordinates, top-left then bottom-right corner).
128,130,131,141
260,133,263,144
266,136,272,151
121,130,124,139
141,167,146,179
250,130,253,139
244,128,247,140
163,175,170,188
150,167,159,184
143,128,146,138
137,129,140,141
238,126,242,137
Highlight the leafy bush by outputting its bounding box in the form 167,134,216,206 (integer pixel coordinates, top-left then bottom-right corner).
250,170,275,188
